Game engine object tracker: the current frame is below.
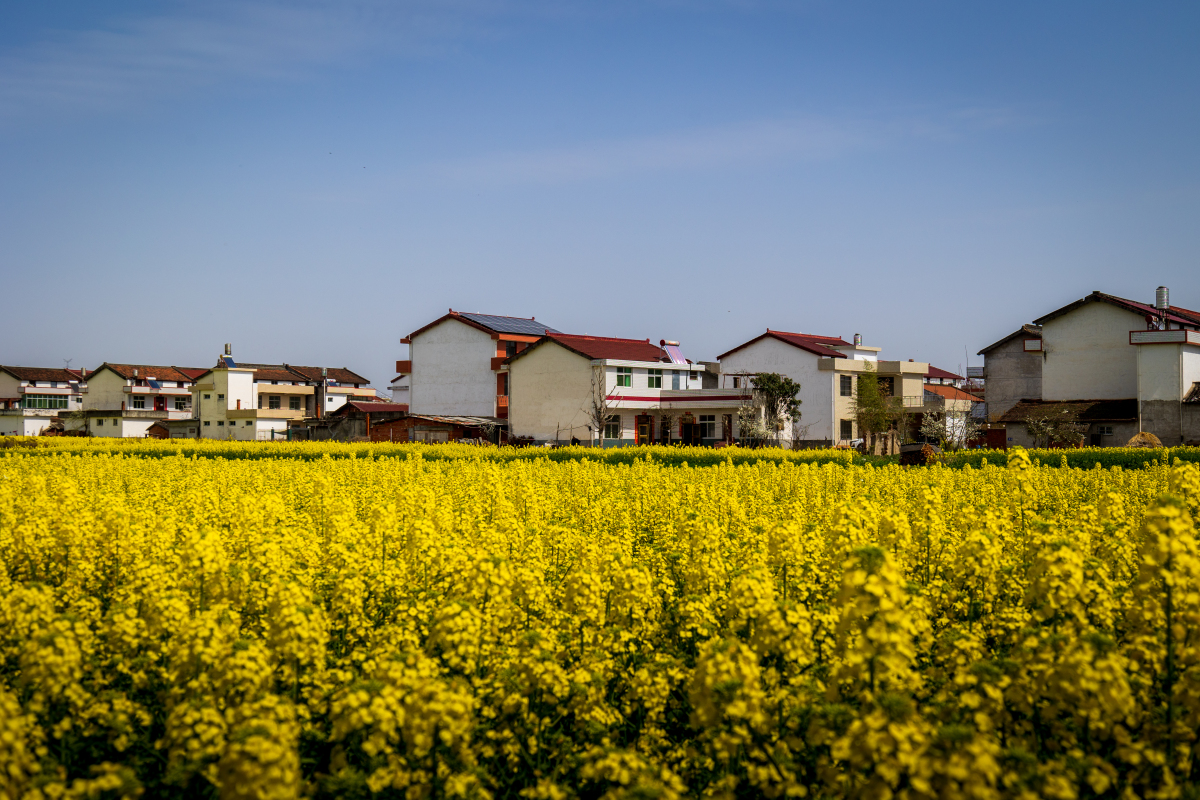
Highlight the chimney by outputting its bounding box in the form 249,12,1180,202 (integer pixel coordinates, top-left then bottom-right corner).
1156,286,1169,310
853,333,862,347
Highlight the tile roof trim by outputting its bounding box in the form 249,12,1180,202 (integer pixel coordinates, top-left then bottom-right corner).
716,329,850,361
1033,291,1200,328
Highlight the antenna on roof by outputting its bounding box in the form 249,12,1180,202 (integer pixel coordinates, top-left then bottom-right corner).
63,358,72,371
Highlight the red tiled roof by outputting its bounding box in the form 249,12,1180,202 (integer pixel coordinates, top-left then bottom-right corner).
1034,291,1200,329
924,384,979,403
925,365,963,381
177,368,209,380
717,329,850,361
543,334,668,362
92,363,202,383
0,366,83,383
251,368,307,383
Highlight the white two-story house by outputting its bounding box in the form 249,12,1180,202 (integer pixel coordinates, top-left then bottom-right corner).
400,310,563,419
717,329,927,446
506,334,748,445
80,363,203,437
0,366,86,436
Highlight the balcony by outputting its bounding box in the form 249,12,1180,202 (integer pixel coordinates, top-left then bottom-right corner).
491,357,507,371
396,360,412,373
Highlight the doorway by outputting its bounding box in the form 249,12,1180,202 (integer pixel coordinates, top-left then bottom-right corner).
635,414,652,445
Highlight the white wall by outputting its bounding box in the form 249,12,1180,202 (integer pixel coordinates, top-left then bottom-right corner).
719,338,836,441
410,318,498,416
1042,302,1141,401
0,414,56,436
1183,345,1200,395
508,343,594,442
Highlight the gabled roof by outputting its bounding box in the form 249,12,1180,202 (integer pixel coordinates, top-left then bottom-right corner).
407,310,562,340
330,401,408,416
924,384,980,403
1033,291,1200,328
89,363,202,383
977,324,1043,355
997,398,1138,423
717,329,851,361
925,365,963,381
194,362,371,386
508,333,669,365
0,366,84,383
285,365,369,385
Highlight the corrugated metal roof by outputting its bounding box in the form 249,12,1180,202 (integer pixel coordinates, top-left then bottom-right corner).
457,312,562,336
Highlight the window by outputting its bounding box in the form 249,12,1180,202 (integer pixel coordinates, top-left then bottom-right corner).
203,394,211,400
671,371,680,390
19,394,68,410
616,367,632,387
132,396,145,409
268,395,281,410
50,381,58,388
699,414,716,439
203,421,210,426
328,397,335,403
96,419,104,426
505,341,517,358
689,371,698,382
732,377,740,389
246,421,253,426
289,396,300,410
217,394,225,401
840,420,854,440
217,421,224,426
258,394,263,409
647,369,662,389
603,415,621,439
174,397,187,411
1098,425,1114,436
840,375,853,397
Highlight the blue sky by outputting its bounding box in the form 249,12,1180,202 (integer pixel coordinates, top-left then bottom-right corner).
3,1,1199,384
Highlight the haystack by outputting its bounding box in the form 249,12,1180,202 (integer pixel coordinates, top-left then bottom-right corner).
1126,431,1162,448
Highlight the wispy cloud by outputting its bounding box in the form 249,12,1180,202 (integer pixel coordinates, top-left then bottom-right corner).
0,1,501,124
431,107,1034,184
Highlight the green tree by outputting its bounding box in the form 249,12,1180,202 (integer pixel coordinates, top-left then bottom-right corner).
852,362,904,453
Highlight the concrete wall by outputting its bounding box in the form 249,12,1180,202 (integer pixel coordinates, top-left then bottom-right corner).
508,343,594,443
720,337,835,441
1042,302,1140,401
83,369,130,411
410,318,497,416
982,337,1042,422
0,414,56,436
1136,343,1200,445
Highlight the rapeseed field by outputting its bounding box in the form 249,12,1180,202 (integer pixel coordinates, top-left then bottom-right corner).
1,439,1198,799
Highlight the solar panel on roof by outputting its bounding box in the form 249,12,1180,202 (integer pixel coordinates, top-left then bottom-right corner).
147,379,161,389
663,344,687,365
458,312,561,336
222,356,237,368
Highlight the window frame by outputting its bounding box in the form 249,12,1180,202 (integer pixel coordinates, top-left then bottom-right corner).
647,368,663,389
840,375,853,397
603,414,621,439
289,396,301,411
269,395,281,410
615,366,632,388
699,414,716,439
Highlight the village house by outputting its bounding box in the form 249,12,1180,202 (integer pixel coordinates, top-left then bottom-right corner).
716,329,928,447
0,366,87,436
976,325,1043,423
185,355,374,440
78,363,204,438
400,310,562,419
506,334,747,445
980,288,1200,447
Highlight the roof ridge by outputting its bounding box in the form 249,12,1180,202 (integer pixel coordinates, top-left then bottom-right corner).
455,310,539,321
552,333,654,344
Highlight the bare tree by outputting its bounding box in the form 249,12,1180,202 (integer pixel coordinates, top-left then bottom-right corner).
658,408,675,445
584,365,621,448
919,408,983,451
